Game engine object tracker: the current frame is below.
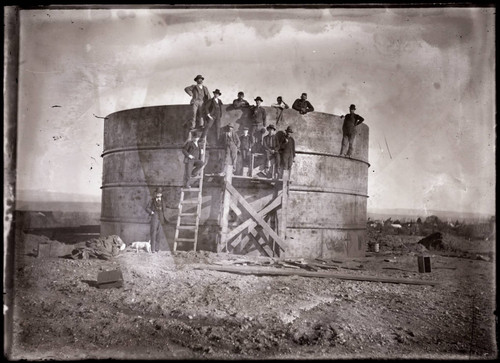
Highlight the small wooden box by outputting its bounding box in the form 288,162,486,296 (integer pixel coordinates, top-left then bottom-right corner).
37,243,51,258
417,256,432,273
97,269,124,289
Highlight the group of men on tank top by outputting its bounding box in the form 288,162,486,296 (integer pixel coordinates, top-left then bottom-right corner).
182,74,365,185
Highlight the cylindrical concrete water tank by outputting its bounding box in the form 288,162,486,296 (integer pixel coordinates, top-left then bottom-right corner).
100,105,369,258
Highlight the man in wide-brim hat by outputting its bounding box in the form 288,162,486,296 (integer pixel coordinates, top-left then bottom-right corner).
219,122,240,174
276,125,296,176
184,75,210,130
202,88,224,141
250,96,267,147
145,187,167,253
262,124,279,178
239,126,253,174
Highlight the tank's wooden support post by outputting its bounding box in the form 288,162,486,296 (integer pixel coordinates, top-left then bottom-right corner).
218,164,233,253
279,169,290,251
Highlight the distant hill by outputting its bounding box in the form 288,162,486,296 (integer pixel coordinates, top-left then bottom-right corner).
368,208,494,223
15,190,101,213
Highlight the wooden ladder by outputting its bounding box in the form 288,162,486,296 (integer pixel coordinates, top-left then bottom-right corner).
173,138,207,252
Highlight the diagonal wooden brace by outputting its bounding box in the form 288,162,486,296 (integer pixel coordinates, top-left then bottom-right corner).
225,183,287,251
225,191,282,242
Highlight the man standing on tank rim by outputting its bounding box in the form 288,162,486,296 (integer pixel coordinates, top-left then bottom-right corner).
340,104,365,158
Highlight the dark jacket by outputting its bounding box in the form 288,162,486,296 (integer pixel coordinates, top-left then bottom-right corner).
204,98,224,120
220,130,241,149
146,197,166,219
263,133,279,153
251,106,267,126
276,131,296,158
240,134,253,150
342,113,364,133
182,140,202,163
292,99,314,114
184,84,210,104
232,98,250,108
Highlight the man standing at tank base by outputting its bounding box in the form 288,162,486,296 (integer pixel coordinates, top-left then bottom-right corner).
340,104,365,158
184,75,210,130
145,188,167,253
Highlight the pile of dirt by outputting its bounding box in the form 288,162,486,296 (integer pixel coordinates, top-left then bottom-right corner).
6,232,497,359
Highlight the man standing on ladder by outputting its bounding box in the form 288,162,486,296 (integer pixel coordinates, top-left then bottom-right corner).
145,187,167,253
182,131,206,188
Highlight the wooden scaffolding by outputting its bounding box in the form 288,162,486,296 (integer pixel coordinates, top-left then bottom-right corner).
217,164,290,257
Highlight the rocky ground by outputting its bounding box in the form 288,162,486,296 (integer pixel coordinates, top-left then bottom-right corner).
5,230,497,360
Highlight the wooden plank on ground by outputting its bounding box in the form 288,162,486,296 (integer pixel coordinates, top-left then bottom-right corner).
340,266,365,271
193,264,440,286
276,261,301,269
308,262,339,270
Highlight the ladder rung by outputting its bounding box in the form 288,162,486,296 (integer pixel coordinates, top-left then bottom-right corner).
175,238,196,242
181,199,198,204
182,188,200,192
180,213,197,217
177,225,197,230
179,221,197,225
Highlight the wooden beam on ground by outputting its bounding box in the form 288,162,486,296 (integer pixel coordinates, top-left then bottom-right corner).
225,183,287,250
224,189,282,242
193,264,441,286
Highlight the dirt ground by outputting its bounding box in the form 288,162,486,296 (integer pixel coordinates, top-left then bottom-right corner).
5,230,497,360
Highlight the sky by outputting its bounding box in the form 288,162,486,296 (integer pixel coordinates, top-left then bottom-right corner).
12,6,496,215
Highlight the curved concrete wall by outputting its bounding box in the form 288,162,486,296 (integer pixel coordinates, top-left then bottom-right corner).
101,104,369,258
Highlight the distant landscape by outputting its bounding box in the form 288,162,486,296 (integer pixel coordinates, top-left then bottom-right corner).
367,208,494,223
15,190,101,213
15,190,493,223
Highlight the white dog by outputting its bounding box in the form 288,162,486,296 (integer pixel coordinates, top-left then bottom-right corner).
130,240,152,253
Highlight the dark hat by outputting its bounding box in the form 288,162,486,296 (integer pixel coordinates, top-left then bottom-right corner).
285,126,294,133
254,96,263,102
213,89,222,95
238,91,244,96
349,104,356,110
277,96,283,100
301,92,307,97
227,123,234,128
154,187,163,195
266,124,276,130
191,130,202,138
194,74,204,81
